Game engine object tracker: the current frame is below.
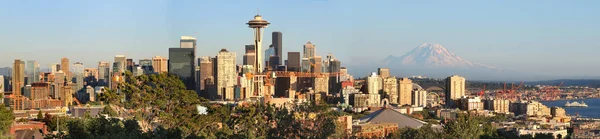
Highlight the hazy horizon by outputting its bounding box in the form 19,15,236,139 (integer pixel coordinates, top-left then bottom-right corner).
1,0,598,79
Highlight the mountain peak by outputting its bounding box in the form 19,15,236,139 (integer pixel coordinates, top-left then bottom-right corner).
385,43,494,69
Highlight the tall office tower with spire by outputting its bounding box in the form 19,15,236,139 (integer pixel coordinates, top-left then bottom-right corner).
287,52,300,72
302,41,316,72
398,78,413,106
61,57,71,82
169,47,195,91
445,75,466,107
72,62,84,93
152,56,168,73
97,62,110,86
216,49,236,100
114,55,126,73
26,60,40,85
272,31,282,65
13,59,25,95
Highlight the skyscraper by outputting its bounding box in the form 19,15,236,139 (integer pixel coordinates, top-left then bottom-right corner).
26,60,40,85
198,57,214,98
287,52,300,72
265,46,275,70
216,49,236,100
169,48,196,90
126,59,134,72
84,68,98,87
97,62,110,87
301,58,310,72
310,56,322,74
398,78,413,106
13,59,25,95
114,55,126,73
139,59,153,74
303,41,316,59
180,36,196,49
272,31,282,65
50,63,60,74
152,56,168,73
445,75,466,107
61,57,71,82
243,44,256,69
73,62,84,93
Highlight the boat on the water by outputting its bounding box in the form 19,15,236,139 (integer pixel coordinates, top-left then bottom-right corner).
565,101,589,107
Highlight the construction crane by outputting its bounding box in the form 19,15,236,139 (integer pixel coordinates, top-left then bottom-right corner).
478,84,486,98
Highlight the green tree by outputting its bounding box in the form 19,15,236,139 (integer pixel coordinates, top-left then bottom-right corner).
37,110,43,120
0,105,14,137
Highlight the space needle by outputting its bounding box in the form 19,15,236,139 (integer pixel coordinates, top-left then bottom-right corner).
247,12,270,74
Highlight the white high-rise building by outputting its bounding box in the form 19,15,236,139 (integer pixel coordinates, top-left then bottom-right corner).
180,36,196,49
367,72,382,107
216,49,236,100
412,89,427,107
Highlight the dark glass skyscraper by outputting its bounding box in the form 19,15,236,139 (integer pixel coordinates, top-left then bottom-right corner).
287,52,300,72
272,31,282,65
169,48,196,90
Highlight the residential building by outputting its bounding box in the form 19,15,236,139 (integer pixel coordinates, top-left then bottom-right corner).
341,86,360,105
458,96,484,111
445,75,466,107
382,77,398,104
353,123,398,138
398,78,413,106
378,68,390,79
412,89,427,107
367,72,382,107
152,56,168,73
484,99,510,114
314,76,329,94
216,49,236,100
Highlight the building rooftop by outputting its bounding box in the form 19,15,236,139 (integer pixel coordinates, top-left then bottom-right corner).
359,108,426,128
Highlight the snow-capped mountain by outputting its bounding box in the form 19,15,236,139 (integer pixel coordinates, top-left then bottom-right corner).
384,43,495,69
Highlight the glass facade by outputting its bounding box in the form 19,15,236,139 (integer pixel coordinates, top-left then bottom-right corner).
169,48,196,90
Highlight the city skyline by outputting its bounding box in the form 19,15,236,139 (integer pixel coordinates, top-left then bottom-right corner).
1,0,599,78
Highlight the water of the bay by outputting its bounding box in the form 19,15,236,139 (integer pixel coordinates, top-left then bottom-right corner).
540,98,600,118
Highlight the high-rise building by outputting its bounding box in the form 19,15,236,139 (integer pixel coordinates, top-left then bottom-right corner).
367,72,382,107
12,59,25,95
97,62,110,87
445,75,466,107
265,46,276,70
314,76,329,94
287,52,300,72
72,62,84,93
126,59,134,72
152,56,168,73
114,55,126,73
26,60,40,85
169,48,196,90
301,58,310,72
84,68,98,87
398,78,413,106
198,57,214,98
180,36,196,49
61,57,71,82
311,56,322,74
272,31,282,65
303,41,316,58
243,44,256,68
378,68,390,79
50,63,60,74
383,77,398,104
139,59,153,74
247,14,270,74
216,49,236,100
412,89,427,107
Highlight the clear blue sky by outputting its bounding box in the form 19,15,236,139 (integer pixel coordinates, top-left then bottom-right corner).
0,0,598,77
